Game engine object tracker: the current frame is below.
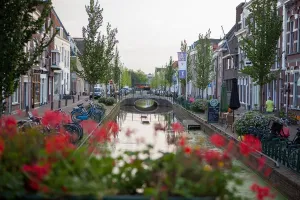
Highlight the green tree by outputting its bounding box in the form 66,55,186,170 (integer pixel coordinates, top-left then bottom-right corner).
165,57,175,91
76,0,118,99
0,0,56,114
240,0,282,112
135,70,148,84
195,29,213,99
112,47,121,89
121,68,131,87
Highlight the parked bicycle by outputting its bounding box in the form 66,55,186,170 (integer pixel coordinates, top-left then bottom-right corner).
71,100,105,123
17,110,83,144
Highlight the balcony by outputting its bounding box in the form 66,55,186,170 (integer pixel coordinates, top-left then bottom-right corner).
51,50,62,70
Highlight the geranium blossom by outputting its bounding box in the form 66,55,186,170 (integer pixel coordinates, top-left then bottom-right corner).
45,134,75,155
184,146,192,154
81,120,98,134
41,110,63,128
171,122,184,132
250,183,274,200
178,137,186,147
210,134,225,147
239,135,262,156
106,121,119,133
0,116,17,135
93,127,110,143
22,163,51,191
204,149,222,163
257,157,266,171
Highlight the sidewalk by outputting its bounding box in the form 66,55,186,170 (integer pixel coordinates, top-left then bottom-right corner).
10,95,89,121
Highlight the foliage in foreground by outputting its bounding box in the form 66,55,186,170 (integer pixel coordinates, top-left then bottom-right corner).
0,112,276,200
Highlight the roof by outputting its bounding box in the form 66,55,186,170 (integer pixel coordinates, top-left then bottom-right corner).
73,38,85,54
51,8,69,39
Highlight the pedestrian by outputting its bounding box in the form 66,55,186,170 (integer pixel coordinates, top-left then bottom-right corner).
265,97,274,114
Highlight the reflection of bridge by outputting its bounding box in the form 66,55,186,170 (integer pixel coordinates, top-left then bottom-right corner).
120,95,173,114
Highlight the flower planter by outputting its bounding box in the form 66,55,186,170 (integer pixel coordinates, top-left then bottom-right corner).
103,196,216,200
1,195,216,200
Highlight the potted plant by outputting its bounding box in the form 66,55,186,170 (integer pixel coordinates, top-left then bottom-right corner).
190,99,207,113
0,112,275,200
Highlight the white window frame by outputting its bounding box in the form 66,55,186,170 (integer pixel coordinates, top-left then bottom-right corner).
12,88,19,104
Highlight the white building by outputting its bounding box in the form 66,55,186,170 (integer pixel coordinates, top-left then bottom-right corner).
51,27,71,100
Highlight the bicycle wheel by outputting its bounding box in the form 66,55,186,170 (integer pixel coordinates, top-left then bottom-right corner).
288,149,300,172
63,123,82,143
71,111,82,123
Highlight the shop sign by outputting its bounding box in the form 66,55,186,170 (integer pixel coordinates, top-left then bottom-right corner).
33,69,47,74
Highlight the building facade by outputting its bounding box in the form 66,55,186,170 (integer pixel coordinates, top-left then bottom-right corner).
50,9,71,101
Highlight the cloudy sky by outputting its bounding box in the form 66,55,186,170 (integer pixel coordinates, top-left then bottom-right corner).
52,0,246,74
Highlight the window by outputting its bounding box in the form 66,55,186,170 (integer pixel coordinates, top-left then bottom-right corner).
290,21,294,53
12,88,18,104
61,72,63,80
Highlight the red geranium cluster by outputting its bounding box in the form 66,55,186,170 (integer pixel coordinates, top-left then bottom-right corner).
251,183,275,200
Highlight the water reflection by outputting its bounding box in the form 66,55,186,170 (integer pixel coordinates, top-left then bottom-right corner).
115,111,287,200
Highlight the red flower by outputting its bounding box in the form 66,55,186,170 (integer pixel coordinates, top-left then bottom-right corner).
106,121,119,133
171,122,184,132
0,138,4,156
257,157,266,171
41,110,62,128
210,134,225,147
239,135,262,156
178,137,186,147
250,183,275,200
184,146,192,154
22,163,51,191
204,149,222,163
61,186,68,192
81,120,98,134
264,168,272,177
93,127,110,143
45,134,75,155
0,116,17,135
225,140,235,153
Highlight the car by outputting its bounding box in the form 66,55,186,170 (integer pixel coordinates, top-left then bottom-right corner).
90,87,104,99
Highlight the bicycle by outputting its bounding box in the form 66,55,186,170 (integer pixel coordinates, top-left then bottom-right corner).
71,100,105,123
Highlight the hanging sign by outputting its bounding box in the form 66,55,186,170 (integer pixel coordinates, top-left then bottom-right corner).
177,52,187,79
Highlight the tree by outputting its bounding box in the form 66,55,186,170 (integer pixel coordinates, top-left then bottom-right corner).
0,0,56,114
121,68,131,87
76,0,104,99
112,47,121,88
165,57,175,91
135,70,148,84
195,29,213,99
240,0,282,112
76,0,118,99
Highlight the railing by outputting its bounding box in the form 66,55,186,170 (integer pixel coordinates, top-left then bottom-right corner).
262,138,300,173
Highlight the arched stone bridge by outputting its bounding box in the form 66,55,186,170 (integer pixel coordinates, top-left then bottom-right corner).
120,96,173,113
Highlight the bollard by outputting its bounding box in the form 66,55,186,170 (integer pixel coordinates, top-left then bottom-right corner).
51,102,54,110
58,100,61,109
65,98,68,106
73,96,75,103
78,95,80,101
26,106,29,113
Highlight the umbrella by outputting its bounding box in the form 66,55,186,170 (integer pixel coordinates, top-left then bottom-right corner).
229,78,241,123
220,83,228,112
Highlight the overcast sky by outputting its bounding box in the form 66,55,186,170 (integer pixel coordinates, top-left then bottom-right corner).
52,0,246,74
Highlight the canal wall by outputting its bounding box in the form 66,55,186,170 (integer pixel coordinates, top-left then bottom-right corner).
173,104,300,200
100,102,120,124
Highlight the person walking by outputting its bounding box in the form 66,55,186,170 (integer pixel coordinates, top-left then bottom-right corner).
265,97,274,113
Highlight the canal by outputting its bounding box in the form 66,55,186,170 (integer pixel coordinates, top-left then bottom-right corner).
114,108,287,199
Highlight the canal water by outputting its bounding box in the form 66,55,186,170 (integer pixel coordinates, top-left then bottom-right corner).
115,111,287,200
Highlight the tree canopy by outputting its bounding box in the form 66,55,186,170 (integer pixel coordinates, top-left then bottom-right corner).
239,0,282,111
0,0,56,113
195,29,213,98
